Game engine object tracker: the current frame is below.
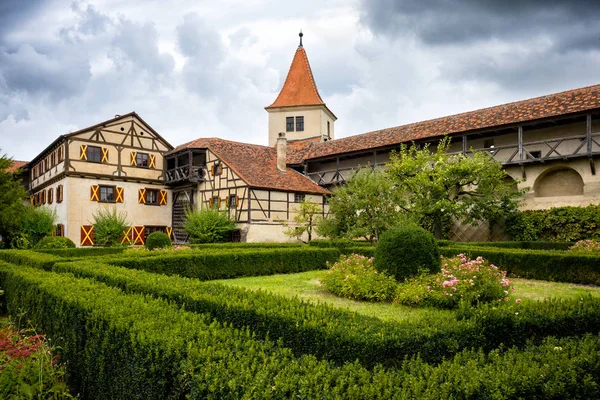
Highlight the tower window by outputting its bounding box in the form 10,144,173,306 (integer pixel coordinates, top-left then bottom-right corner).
286,117,294,132
327,121,330,138
296,116,304,132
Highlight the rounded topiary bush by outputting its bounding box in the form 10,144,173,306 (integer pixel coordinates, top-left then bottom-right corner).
374,226,441,281
34,236,76,249
145,231,172,250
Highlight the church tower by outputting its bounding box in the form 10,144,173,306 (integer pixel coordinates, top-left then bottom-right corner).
266,32,337,146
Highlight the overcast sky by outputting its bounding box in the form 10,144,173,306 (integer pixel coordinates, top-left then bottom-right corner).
1,0,599,161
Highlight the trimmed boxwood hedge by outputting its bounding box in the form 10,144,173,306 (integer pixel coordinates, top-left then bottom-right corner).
3,260,600,399
33,247,128,258
105,248,342,280
51,260,600,368
439,241,573,251
441,245,600,284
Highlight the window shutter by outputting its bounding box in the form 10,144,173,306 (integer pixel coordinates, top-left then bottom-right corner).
159,190,167,205
58,146,64,162
57,185,63,203
235,196,240,207
29,195,34,206
133,226,145,245
101,147,109,163
208,198,213,207
57,224,65,237
149,155,156,168
120,227,133,245
225,196,230,207
48,188,54,204
165,227,173,242
90,185,100,201
130,152,137,166
211,165,215,176
41,190,46,204
217,197,221,208
80,145,88,160
138,188,146,204
81,225,94,246
116,187,124,203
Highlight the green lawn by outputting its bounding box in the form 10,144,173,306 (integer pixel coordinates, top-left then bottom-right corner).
215,270,600,323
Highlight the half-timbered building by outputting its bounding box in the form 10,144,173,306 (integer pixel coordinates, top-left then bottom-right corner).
27,112,173,246
15,33,600,244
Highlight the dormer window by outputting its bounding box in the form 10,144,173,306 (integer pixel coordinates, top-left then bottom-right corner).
295,116,304,132
286,117,294,132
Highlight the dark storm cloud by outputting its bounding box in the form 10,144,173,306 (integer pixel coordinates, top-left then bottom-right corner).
0,0,49,38
361,0,600,51
0,44,91,99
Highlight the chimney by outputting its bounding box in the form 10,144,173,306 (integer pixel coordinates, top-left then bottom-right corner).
277,132,287,172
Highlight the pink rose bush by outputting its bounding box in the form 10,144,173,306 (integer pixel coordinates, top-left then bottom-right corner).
321,254,397,302
395,254,515,309
570,239,600,254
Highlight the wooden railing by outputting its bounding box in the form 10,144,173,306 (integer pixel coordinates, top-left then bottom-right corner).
307,130,600,186
166,165,205,184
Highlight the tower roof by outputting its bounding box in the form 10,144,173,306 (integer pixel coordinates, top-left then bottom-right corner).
266,41,326,109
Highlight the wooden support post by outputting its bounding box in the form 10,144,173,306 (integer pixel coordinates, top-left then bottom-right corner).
462,135,468,155
587,114,593,155
373,150,377,168
336,157,340,182
518,126,524,162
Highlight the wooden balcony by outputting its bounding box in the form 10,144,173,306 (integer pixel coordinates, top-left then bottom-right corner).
165,149,207,186
166,165,205,185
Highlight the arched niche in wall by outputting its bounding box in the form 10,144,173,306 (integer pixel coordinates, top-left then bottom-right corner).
533,167,584,198
503,175,519,193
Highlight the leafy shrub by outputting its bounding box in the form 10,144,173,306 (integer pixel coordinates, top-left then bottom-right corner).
570,239,600,253
440,245,600,285
321,254,397,302
374,225,441,281
145,231,171,250
184,208,236,243
0,324,72,399
395,254,515,309
34,236,76,249
506,204,600,242
21,206,57,247
92,207,129,247
9,232,30,249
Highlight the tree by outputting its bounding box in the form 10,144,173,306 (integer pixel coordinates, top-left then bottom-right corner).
22,206,57,246
387,137,525,239
317,167,406,243
0,152,27,246
282,197,322,243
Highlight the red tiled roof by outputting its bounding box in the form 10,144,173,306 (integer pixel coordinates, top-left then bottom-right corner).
169,138,328,195
286,137,322,165
266,46,325,109
302,83,600,160
5,160,27,174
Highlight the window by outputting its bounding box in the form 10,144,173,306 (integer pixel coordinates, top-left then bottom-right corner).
87,146,102,163
294,193,305,203
136,153,149,168
228,194,237,208
211,195,220,208
55,224,64,237
295,116,304,132
57,185,63,203
529,150,542,159
214,163,222,175
327,121,330,139
144,226,167,238
100,186,116,202
286,117,294,132
146,189,159,205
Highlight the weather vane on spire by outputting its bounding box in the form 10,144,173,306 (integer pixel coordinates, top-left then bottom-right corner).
299,30,303,47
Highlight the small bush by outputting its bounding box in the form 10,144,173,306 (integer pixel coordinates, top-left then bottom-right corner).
184,208,236,243
9,233,30,249
145,231,171,250
570,239,600,253
34,236,76,249
395,254,515,309
321,254,397,301
374,226,441,281
92,208,129,247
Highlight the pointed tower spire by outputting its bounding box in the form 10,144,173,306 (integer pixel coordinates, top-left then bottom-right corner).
265,32,337,146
